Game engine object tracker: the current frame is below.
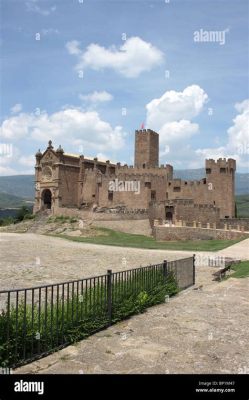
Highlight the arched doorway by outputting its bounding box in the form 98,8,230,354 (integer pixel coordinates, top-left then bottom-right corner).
42,189,52,209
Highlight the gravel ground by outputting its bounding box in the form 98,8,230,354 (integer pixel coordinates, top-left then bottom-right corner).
0,232,198,291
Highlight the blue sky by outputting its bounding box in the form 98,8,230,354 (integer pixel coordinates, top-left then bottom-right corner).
0,0,248,174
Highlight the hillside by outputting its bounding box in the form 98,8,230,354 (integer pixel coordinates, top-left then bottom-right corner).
0,175,34,199
0,192,32,208
236,194,249,218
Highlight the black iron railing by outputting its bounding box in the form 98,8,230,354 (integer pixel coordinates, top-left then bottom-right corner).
0,256,195,368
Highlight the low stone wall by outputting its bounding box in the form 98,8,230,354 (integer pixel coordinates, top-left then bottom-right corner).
92,220,152,236
153,226,249,241
148,200,220,228
220,218,249,231
53,207,148,221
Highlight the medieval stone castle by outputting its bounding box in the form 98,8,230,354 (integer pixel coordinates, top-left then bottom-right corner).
33,129,236,227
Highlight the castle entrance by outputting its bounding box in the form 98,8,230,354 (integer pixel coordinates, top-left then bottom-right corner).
166,211,173,221
42,189,52,209
165,206,174,222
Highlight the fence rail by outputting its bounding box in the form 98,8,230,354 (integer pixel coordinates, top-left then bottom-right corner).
0,256,195,369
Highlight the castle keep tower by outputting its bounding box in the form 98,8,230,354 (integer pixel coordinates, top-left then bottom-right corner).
205,158,236,218
134,129,159,168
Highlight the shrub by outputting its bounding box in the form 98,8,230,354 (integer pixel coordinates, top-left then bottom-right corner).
23,214,35,220
0,217,15,226
16,206,32,222
0,268,178,368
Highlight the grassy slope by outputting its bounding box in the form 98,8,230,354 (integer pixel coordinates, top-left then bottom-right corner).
49,227,245,252
236,194,249,218
0,192,28,208
229,261,249,278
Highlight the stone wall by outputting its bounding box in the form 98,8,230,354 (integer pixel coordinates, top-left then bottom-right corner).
174,202,220,225
153,226,248,241
53,206,149,222
220,218,249,231
58,165,79,207
92,219,152,236
149,200,220,226
166,158,236,219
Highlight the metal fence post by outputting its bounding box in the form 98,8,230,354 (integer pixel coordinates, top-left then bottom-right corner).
163,259,168,281
107,270,112,326
193,254,196,285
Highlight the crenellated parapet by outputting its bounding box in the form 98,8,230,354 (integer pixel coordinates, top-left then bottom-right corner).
205,158,236,171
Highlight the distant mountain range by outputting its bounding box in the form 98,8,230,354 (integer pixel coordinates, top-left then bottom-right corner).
0,192,33,210
0,170,248,209
0,175,35,199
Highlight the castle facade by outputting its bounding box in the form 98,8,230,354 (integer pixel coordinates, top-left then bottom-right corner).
33,129,236,225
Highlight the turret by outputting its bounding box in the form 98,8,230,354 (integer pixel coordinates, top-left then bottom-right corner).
205,158,236,218
134,129,159,168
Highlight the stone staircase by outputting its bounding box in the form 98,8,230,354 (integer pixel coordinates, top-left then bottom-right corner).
28,210,52,233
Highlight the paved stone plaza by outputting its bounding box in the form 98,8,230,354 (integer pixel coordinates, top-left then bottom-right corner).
0,233,248,374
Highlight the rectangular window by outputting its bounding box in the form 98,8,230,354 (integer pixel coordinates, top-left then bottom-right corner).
145,182,151,188
220,168,226,173
108,191,113,201
151,190,156,200
173,187,181,192
206,168,211,174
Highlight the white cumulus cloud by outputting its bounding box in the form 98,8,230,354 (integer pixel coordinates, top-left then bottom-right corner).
227,99,249,155
66,40,81,55
11,103,22,114
0,108,126,153
66,36,164,78
195,99,249,168
159,120,199,144
79,91,113,104
146,85,208,131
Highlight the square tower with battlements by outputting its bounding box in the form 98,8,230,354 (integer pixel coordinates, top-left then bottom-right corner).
205,158,236,218
134,129,159,168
